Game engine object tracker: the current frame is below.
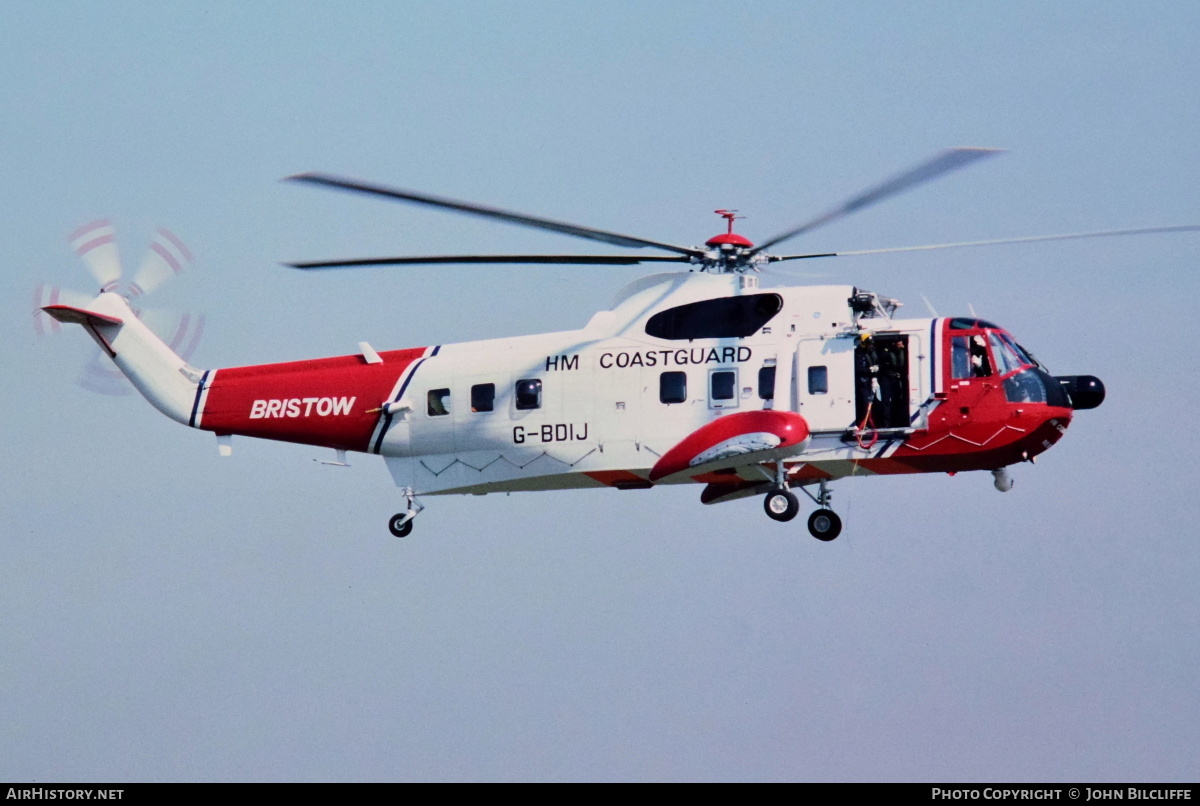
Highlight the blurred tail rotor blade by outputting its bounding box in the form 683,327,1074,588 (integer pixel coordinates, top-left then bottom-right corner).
130,227,193,298
77,349,131,396
68,219,122,291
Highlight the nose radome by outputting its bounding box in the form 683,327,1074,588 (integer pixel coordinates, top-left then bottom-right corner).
1056,375,1105,410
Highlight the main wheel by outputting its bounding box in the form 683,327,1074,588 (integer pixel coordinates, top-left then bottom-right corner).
388,513,414,538
807,509,842,541
764,488,799,522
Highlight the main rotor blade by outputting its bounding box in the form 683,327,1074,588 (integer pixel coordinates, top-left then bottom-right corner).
287,173,702,257
753,147,1004,254
768,224,1200,262
286,254,693,269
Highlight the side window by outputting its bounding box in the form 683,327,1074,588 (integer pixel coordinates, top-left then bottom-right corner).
515,378,542,410
427,388,451,416
660,371,687,404
968,334,992,377
471,383,495,413
758,366,776,400
807,366,828,395
711,370,736,401
951,336,971,380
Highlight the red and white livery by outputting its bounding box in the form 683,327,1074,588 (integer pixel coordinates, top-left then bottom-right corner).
44,148,1142,540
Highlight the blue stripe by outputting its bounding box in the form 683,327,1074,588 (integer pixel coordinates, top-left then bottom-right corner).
189,370,210,429
371,355,428,454
371,345,441,454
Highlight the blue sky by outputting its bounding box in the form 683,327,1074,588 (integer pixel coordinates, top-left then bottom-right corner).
2,1,1198,781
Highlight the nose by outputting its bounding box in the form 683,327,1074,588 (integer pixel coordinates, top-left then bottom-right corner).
1055,375,1105,410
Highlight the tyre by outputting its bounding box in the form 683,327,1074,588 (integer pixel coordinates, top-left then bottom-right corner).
764,488,800,522
807,509,842,541
389,513,414,538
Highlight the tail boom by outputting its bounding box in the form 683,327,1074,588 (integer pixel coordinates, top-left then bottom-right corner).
43,293,199,424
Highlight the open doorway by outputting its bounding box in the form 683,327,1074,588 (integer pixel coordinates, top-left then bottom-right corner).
854,334,909,430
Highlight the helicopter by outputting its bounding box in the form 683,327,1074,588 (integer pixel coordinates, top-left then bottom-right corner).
42,148,1193,540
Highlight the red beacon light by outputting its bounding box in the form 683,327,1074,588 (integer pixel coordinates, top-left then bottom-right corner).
706,209,754,249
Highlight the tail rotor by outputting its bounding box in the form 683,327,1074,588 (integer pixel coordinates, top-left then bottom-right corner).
34,221,204,395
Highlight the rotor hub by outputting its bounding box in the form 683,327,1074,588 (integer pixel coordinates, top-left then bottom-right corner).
696,209,759,273
704,232,754,249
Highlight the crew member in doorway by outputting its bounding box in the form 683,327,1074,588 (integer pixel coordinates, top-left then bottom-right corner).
855,334,882,428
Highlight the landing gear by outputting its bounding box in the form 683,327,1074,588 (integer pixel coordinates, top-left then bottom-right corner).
388,487,423,538
762,462,800,522
764,488,799,522
798,479,842,541
807,509,842,541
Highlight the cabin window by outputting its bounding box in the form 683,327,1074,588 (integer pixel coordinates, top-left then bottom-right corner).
660,371,687,404
711,370,736,401
515,378,542,410
471,383,495,413
644,293,783,340
807,366,828,395
427,388,451,417
758,366,776,400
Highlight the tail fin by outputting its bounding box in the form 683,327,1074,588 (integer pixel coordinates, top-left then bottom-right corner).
42,292,202,426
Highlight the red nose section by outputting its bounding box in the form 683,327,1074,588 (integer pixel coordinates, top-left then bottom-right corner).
650,410,810,481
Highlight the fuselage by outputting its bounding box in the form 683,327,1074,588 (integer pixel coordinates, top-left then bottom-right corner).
189,272,1080,499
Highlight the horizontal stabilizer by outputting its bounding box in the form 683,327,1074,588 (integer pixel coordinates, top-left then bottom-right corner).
41,304,123,327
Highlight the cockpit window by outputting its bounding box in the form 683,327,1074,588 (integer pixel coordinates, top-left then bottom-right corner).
951,335,992,379
1004,370,1047,404
645,293,783,340
951,336,971,380
989,333,1026,375
1000,334,1038,368
949,317,1000,330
